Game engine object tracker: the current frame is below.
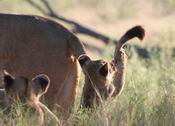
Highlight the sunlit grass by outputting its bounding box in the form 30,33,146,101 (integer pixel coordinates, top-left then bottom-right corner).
0,32,174,125
70,32,175,126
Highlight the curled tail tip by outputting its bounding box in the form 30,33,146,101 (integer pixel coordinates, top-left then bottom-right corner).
130,25,145,41
115,25,145,54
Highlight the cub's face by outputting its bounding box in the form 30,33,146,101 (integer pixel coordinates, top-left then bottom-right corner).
3,70,50,105
4,75,28,104
79,55,116,88
2,70,51,125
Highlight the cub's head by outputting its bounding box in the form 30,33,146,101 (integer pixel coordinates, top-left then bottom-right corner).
3,70,50,104
3,70,51,125
79,55,116,88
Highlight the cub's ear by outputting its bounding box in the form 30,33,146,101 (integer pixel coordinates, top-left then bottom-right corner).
99,63,108,77
31,74,50,98
78,54,91,67
3,70,15,92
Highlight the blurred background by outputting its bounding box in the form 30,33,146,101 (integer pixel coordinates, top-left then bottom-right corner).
0,0,175,125
1,0,175,58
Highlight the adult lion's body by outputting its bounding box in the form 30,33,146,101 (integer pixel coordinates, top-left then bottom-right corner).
0,14,85,111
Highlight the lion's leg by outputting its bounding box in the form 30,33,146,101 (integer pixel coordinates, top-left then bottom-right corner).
56,58,80,116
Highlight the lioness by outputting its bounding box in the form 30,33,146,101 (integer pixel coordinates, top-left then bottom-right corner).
0,14,85,113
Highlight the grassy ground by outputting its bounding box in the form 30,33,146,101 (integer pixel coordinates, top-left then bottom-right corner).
69,32,175,126
1,32,175,126
0,0,175,125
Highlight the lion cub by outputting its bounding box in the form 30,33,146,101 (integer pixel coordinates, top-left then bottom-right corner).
0,70,52,125
80,26,145,108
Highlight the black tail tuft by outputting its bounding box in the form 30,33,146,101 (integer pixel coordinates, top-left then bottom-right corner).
114,25,145,60
125,25,145,41
119,25,145,45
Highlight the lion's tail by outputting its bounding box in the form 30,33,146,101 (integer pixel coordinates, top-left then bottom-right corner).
116,25,145,52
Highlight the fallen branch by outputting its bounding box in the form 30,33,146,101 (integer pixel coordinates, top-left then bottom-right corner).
26,0,114,44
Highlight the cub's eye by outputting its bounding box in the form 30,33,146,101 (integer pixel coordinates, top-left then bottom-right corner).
99,63,108,77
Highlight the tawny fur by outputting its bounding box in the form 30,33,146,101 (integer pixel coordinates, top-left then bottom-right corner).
80,49,127,108
0,14,85,114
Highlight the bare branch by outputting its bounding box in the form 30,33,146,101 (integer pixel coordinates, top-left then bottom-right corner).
26,0,149,59
26,0,48,15
41,0,55,16
26,0,115,44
